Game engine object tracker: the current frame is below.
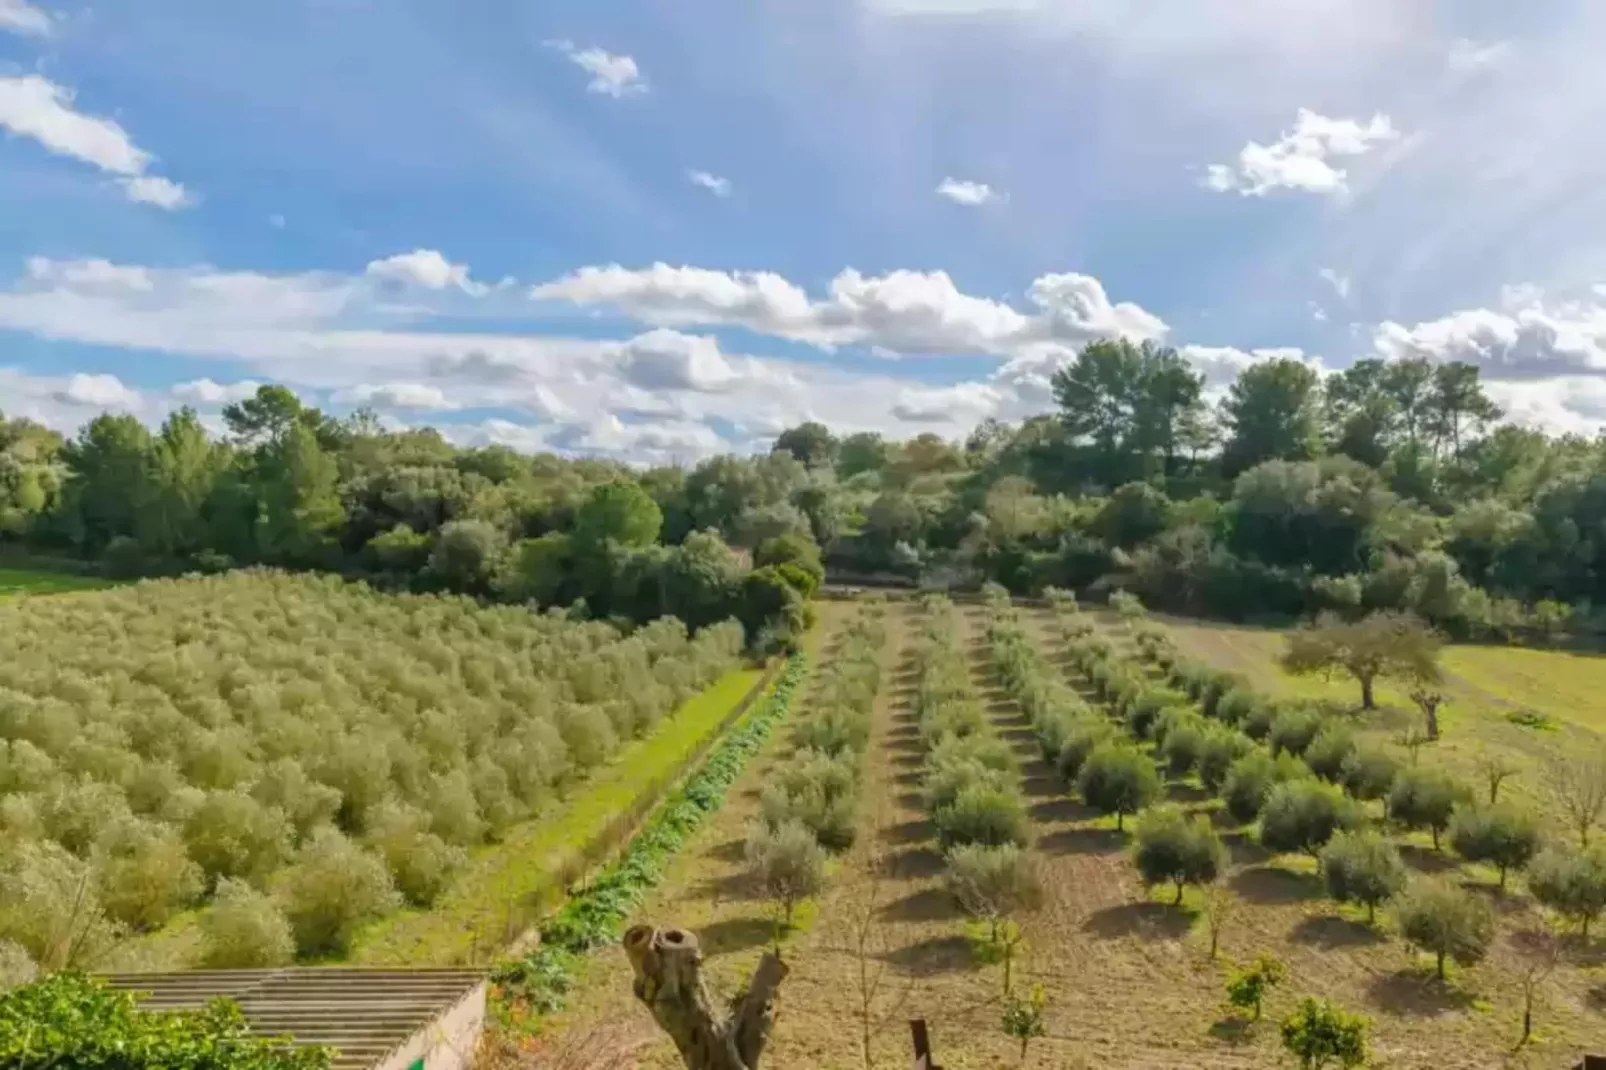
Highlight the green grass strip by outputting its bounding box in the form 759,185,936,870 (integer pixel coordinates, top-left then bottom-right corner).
492,653,808,1018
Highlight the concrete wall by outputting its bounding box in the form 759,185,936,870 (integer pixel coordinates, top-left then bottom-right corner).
373,981,487,1070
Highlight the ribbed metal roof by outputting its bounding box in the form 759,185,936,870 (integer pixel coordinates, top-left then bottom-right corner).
99,967,485,1070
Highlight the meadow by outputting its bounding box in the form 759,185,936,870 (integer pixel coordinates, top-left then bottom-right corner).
526,595,1606,1070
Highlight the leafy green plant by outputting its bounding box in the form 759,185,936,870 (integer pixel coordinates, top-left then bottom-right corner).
1225,953,1285,1021
1000,984,1048,1065
1280,996,1369,1069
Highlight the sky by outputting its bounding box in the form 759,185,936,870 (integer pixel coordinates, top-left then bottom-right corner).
3,0,1606,463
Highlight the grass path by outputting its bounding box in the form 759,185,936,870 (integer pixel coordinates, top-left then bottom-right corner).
0,565,112,595
353,663,769,965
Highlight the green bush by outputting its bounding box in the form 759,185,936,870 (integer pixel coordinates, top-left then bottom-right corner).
1241,700,1279,741
1396,878,1495,980
1340,746,1399,802
1303,726,1357,783
1197,728,1252,794
1225,953,1284,1021
1268,707,1322,758
199,878,295,968
183,790,293,886
1447,802,1540,890
0,839,119,968
1159,718,1206,779
1223,750,1308,824
1260,780,1362,858
1528,845,1606,938
1056,720,1115,783
1280,997,1369,1070
1215,686,1258,727
1131,805,1224,903
745,820,826,930
944,843,1041,939
1319,831,1406,923
935,783,1029,850
364,801,467,907
1388,768,1471,850
93,818,204,931
278,829,401,958
1077,744,1160,832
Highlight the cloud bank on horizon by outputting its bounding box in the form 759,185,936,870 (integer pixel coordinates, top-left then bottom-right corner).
1,0,1605,462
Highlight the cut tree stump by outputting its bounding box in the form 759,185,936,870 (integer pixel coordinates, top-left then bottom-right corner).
623,924,789,1070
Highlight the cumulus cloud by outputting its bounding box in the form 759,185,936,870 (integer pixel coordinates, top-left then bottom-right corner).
0,75,191,209
1204,108,1398,197
891,382,1003,423
336,382,460,411
936,178,1002,206
365,249,483,294
612,329,763,393
0,0,51,36
687,170,732,198
1373,294,1606,381
51,372,140,408
547,40,647,97
530,262,1165,357
171,378,263,405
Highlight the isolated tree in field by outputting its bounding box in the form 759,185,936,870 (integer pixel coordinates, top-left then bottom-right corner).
1280,611,1442,711
746,821,826,949
1448,802,1540,890
1198,881,1237,960
1132,805,1225,904
1000,984,1048,1066
1078,743,1160,832
1319,831,1406,923
1511,923,1561,1048
1396,878,1495,980
1473,750,1519,804
1280,997,1369,1070
945,844,1041,944
1260,780,1362,859
1545,750,1606,848
1224,953,1285,1021
1527,845,1606,939
1388,768,1470,851
1408,686,1446,741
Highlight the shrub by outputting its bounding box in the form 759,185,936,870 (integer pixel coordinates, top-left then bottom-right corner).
1260,780,1362,858
1448,802,1540,890
1200,675,1243,719
935,783,1029,849
1280,997,1369,1070
1304,726,1357,784
1528,845,1606,938
1159,718,1206,778
1268,707,1322,758
1197,728,1252,794
1225,953,1285,1021
1319,831,1406,923
183,790,293,886
1340,746,1399,802
1388,768,1471,850
364,801,466,907
1223,750,1308,825
0,941,36,990
0,839,120,968
278,828,401,958
1131,805,1224,904
199,878,295,968
1396,878,1495,980
1056,720,1115,783
944,843,1041,941
746,820,826,933
93,818,205,931
1077,744,1160,832
1240,701,1280,742
923,757,1013,815
1125,691,1175,740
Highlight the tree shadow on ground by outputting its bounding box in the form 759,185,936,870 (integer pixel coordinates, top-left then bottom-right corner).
880,887,960,924
1399,844,1459,875
696,870,756,902
1289,914,1385,950
1082,901,1193,941
1020,772,1060,799
1039,825,1126,856
1031,797,1096,823
890,750,922,770
1230,865,1323,904
894,791,924,810
1206,1017,1254,1046
1586,982,1606,1011
882,933,974,975
697,917,775,957
1166,782,1211,804
1222,831,1272,867
706,837,746,864
883,817,934,846
893,769,923,787
1365,969,1476,1018
884,846,946,880
1000,726,1037,747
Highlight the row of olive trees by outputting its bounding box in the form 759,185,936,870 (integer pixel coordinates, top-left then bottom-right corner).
746,605,890,942
0,572,747,971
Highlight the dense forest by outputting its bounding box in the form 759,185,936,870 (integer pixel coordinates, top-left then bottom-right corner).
3,340,1605,641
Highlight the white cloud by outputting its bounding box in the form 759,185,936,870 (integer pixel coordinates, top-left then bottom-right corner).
891,382,1002,423
936,178,1002,206
27,257,154,291
1318,268,1351,300
52,372,140,408
613,329,755,393
1447,38,1510,74
0,75,191,209
547,41,647,98
531,262,1165,357
687,170,732,198
365,249,483,294
1203,109,1399,197
336,382,460,411
1373,293,1606,381
0,0,51,36
171,378,263,405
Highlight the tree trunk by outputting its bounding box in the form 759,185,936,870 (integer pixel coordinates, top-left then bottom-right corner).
624,925,790,1070
1174,881,1185,906
1436,950,1446,980
1360,674,1376,710
1431,826,1441,851
1116,811,1124,832
1424,704,1439,742
1521,991,1532,1046
1367,901,1375,925
1498,865,1508,892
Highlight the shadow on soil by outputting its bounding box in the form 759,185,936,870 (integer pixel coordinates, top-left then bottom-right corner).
706,837,746,864
1364,970,1476,1017
1165,782,1212,804
1399,844,1460,875
883,817,935,846
697,917,776,957
1207,1017,1254,1046
885,846,946,880
893,769,923,787
1039,824,1126,855
1289,915,1385,950
1222,831,1272,867
881,887,961,924
882,933,974,975
1082,902,1193,941
1030,797,1097,824
1230,865,1323,904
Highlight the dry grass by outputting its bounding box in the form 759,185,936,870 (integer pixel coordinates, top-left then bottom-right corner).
525,604,1606,1070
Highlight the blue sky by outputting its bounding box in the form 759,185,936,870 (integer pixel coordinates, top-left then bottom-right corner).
2,0,1606,461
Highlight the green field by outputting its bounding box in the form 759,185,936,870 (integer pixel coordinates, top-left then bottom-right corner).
351,663,768,965
0,565,112,595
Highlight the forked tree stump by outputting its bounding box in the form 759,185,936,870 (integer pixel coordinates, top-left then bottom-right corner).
623,924,789,1070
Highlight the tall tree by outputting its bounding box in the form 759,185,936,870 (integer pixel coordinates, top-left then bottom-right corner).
253,423,345,564
1324,359,1398,467
1220,358,1322,476
1428,361,1501,458
771,422,838,470
138,408,226,558
59,414,154,553
1383,358,1436,448
1051,339,1204,484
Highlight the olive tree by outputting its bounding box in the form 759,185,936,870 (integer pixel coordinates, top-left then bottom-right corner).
279,828,401,958
1260,780,1362,859
1224,751,1308,825
1546,750,1606,849
1396,878,1495,980
1280,997,1369,1069
198,878,295,968
746,821,826,949
1448,802,1540,890
944,843,1041,943
1224,953,1285,1021
1319,831,1406,923
1132,805,1225,904
1077,743,1160,832
1388,768,1471,851
1280,611,1442,711
1528,845,1606,939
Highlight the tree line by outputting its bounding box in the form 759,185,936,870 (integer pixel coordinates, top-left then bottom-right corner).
3,342,1604,640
